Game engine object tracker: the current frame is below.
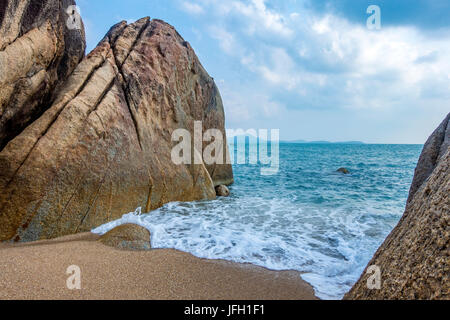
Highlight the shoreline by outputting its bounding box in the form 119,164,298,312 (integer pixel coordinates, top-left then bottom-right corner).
0,233,318,300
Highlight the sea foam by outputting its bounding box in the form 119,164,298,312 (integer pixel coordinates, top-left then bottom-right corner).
92,144,421,299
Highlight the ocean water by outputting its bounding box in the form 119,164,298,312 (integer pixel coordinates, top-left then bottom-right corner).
92,143,422,299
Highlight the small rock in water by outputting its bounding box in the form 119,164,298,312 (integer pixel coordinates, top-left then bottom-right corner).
337,168,350,174
215,185,230,197
98,224,151,251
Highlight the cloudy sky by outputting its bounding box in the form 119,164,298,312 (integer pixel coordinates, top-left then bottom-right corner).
77,0,450,143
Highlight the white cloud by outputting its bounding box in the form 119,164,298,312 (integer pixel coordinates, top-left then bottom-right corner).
180,0,450,141
255,48,299,90
209,2,449,111
208,26,236,54
217,81,285,124
180,1,204,15
231,0,293,38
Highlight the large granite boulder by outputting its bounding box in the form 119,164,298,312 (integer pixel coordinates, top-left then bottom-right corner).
0,16,233,242
407,113,450,204
0,0,86,150
345,113,449,300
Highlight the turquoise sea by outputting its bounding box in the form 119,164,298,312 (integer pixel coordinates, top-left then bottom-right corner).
93,143,423,299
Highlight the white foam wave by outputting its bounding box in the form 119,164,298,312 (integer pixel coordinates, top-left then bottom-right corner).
92,196,401,299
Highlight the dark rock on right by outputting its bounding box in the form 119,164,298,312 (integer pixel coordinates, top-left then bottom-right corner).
216,185,230,197
407,113,450,204
345,113,449,300
337,168,350,174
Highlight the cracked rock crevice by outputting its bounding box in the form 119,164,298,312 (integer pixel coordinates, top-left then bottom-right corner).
0,8,233,242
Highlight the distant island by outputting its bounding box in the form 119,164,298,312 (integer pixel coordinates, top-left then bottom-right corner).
281,140,365,144
227,135,365,145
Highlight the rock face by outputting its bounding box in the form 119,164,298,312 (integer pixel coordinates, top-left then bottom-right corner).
345,113,449,300
407,113,450,204
0,13,233,242
98,224,151,250
0,0,86,150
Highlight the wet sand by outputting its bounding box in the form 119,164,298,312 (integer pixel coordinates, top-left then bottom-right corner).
0,233,318,300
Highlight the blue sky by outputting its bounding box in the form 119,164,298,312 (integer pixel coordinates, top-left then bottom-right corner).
76,0,450,143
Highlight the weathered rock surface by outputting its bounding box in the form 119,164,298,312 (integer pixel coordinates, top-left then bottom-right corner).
215,185,230,197
0,16,233,242
98,224,151,250
0,0,86,150
407,113,450,203
345,113,449,300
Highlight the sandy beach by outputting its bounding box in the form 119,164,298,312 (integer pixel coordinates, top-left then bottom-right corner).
0,233,317,300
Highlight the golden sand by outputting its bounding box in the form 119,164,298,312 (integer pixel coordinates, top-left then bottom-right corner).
0,233,317,300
